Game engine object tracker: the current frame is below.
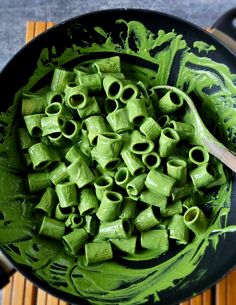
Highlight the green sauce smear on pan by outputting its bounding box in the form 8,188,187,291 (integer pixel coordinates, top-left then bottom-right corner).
0,19,236,305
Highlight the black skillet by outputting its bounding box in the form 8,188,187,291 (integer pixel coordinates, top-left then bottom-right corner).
0,8,236,305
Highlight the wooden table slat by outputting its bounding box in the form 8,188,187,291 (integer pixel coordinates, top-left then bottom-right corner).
24,279,37,305
180,301,190,305
36,288,47,305
11,272,26,305
46,294,59,305
2,276,14,305
190,294,202,305
202,289,212,305
227,268,236,305
216,277,227,305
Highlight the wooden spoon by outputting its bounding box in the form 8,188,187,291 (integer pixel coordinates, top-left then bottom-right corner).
154,85,236,173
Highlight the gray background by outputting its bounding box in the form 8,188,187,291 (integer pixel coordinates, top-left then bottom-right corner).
0,0,236,303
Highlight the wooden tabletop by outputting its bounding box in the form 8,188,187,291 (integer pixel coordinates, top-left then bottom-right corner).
2,20,236,305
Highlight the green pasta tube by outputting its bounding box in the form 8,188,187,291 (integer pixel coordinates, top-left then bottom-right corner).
140,189,168,208
130,130,154,155
190,163,215,189
39,216,65,240
167,159,187,186
145,169,176,197
55,204,75,221
168,215,189,244
48,132,69,147
24,114,44,137
85,240,113,265
189,146,210,165
51,68,74,92
121,149,145,176
62,228,88,255
114,167,132,189
41,115,65,136
83,215,99,236
126,174,146,197
45,102,72,119
110,236,137,255
157,90,184,113
142,152,161,170
28,142,59,171
141,229,169,252
172,183,194,201
139,117,162,140
96,191,123,222
91,56,121,73
206,162,227,188
107,108,132,133
65,85,88,109
159,127,180,157
79,188,99,215
28,171,51,193
169,120,194,140
74,65,91,77
161,200,183,218
134,206,161,231
126,97,147,125
91,147,120,171
67,158,95,188
98,219,132,239
65,145,91,165
94,176,114,201
84,116,108,145
119,197,137,219
46,91,64,105
120,82,139,104
96,132,122,157
22,93,47,116
77,96,101,119
55,182,78,208
65,213,84,229
18,127,35,151
104,98,120,114
49,162,69,185
78,129,92,158
77,73,102,93
35,187,57,217
157,114,171,128
62,119,81,141
184,206,209,235
146,88,158,119
103,75,123,99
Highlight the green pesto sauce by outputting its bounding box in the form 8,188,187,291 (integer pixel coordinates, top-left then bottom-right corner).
0,19,235,305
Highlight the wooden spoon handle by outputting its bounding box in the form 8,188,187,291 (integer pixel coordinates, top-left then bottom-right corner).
220,150,236,173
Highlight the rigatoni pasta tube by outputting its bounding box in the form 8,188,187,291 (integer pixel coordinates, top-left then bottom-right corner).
84,115,108,145
121,149,145,176
55,182,78,208
167,159,187,186
157,90,184,113
62,228,88,255
39,216,65,240
94,176,113,201
126,174,146,197
142,152,161,170
114,167,132,189
35,187,57,217
28,171,51,193
98,219,133,239
91,56,121,73
134,206,161,231
168,215,189,244
130,130,154,155
22,93,47,116
24,114,44,137
107,108,132,133
190,163,215,189
96,191,123,222
65,213,84,229
49,162,69,185
79,188,98,215
126,97,147,125
51,68,74,92
67,158,95,188
119,197,137,219
159,127,180,157
96,132,122,157
189,145,210,166
141,229,169,252
140,117,162,141
145,169,176,197
103,75,123,100
110,236,137,254
120,82,139,104
184,206,209,235
85,241,113,265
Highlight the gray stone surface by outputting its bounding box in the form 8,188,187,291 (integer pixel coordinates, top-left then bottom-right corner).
0,0,236,303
